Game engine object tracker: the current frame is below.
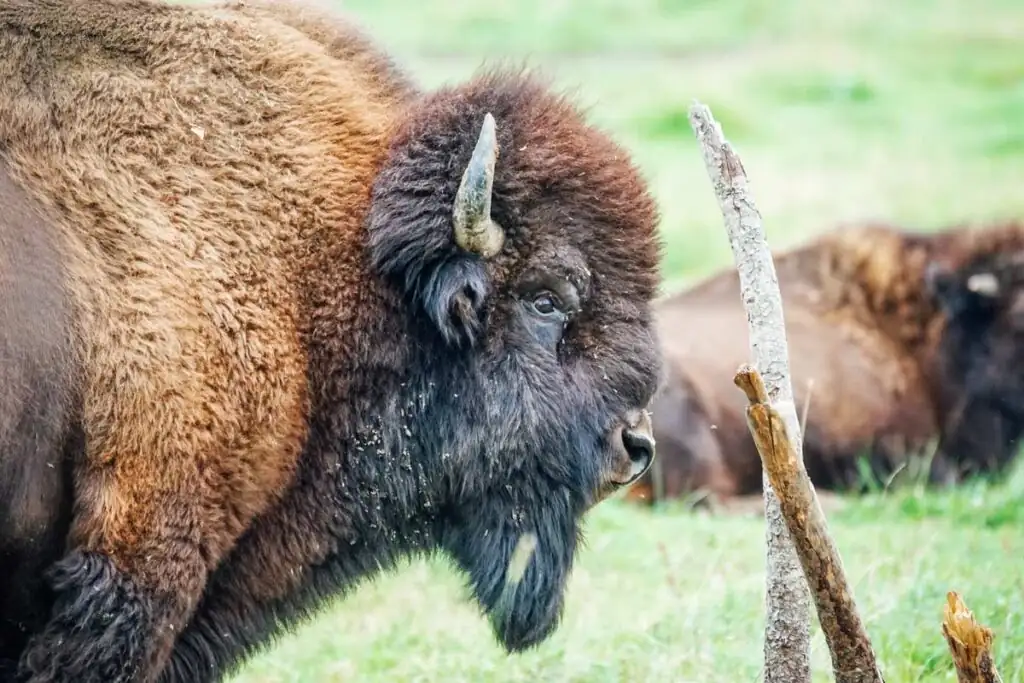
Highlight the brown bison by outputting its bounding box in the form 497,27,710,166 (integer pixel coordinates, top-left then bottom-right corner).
0,1,663,681
625,221,1024,504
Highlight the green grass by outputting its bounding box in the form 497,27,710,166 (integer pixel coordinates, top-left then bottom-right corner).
230,467,1024,683
230,0,1024,680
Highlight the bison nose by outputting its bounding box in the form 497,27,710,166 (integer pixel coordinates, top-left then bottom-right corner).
612,409,656,486
622,427,655,478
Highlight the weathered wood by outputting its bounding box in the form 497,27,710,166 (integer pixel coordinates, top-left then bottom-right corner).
688,101,811,683
736,366,885,683
943,592,1003,683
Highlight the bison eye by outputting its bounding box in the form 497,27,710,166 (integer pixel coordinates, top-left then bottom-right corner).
530,291,562,317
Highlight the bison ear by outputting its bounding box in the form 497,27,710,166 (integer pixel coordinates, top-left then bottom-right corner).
368,227,492,348
367,115,507,348
415,256,491,347
368,222,491,347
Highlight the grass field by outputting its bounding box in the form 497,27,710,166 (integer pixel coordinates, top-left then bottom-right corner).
229,0,1024,681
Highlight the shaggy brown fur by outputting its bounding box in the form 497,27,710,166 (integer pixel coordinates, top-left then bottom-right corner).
229,0,417,102
0,0,663,680
626,221,1024,503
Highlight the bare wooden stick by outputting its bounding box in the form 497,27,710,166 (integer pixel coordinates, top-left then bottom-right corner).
736,366,885,683
943,592,1003,683
688,101,812,683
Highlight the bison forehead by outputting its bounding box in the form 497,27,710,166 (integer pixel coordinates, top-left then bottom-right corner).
493,94,661,300
387,67,662,298
510,242,591,296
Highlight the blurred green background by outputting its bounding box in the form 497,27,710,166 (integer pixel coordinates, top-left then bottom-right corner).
227,1,1024,681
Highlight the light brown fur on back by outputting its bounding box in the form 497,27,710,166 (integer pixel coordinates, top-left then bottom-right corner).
224,0,417,102
0,0,409,667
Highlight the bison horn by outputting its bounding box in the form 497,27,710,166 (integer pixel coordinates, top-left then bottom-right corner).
453,112,505,258
967,272,1000,297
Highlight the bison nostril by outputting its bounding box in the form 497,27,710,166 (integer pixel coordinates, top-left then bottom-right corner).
621,427,655,480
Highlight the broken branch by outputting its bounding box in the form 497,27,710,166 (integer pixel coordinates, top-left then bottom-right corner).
943,592,1003,683
736,365,885,683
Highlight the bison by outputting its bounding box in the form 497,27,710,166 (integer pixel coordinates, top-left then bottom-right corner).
625,221,1024,504
0,1,664,681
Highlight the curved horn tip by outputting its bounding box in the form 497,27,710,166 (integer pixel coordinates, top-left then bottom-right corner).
468,112,498,175
452,112,505,258
967,272,1000,297
479,112,496,145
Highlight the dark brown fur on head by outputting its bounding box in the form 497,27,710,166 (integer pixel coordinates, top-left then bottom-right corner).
925,226,1024,477
0,1,663,680
627,221,1024,505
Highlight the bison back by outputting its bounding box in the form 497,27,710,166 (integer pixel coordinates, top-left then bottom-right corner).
652,293,938,496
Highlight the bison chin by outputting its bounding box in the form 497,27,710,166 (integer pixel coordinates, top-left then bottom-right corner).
442,484,579,653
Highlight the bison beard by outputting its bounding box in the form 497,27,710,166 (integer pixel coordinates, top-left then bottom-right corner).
449,503,576,651
0,1,663,681
159,337,653,681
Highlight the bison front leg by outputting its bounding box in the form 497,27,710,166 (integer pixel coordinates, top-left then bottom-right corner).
13,312,306,682
15,439,298,683
16,549,160,682
14,476,216,683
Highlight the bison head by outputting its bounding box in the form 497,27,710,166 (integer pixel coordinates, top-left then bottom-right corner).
360,70,662,652
925,251,1024,479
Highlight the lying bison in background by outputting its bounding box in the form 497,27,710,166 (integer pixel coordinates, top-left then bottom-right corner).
624,221,1024,504
0,1,663,681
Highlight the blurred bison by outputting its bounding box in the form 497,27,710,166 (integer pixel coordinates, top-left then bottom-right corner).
926,245,1024,479
625,221,1024,504
0,1,663,681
